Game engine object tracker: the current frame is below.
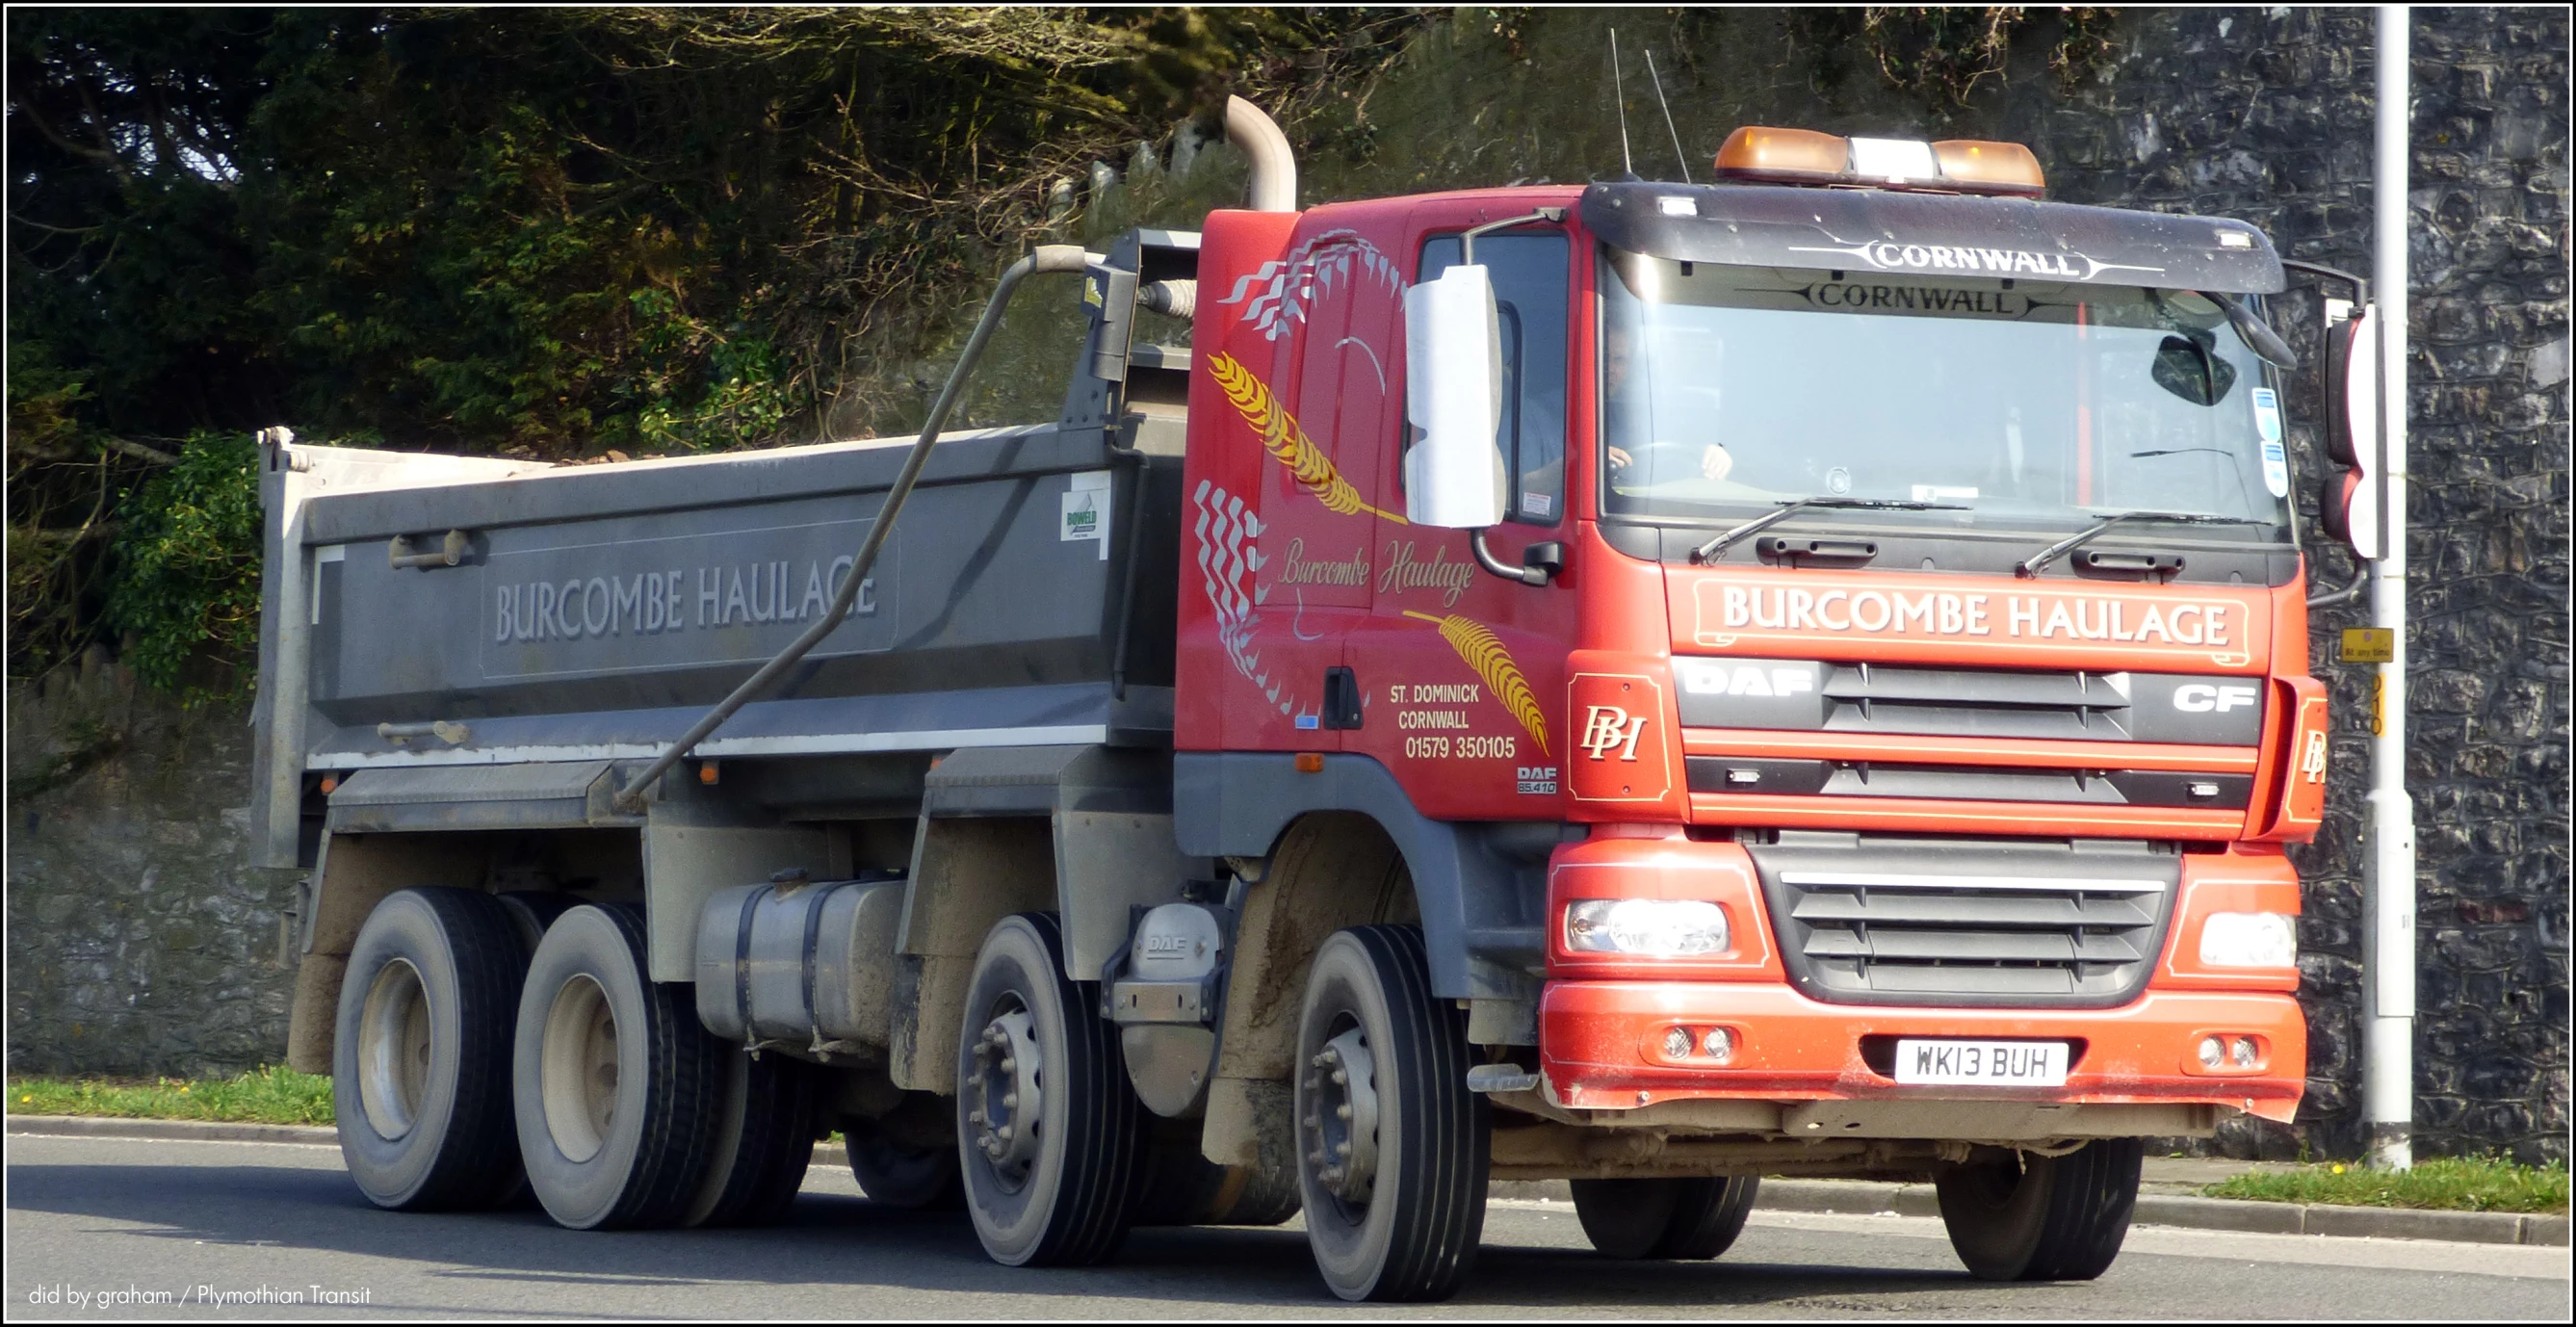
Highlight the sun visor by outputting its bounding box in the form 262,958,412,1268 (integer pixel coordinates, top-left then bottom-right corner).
1582,182,2284,295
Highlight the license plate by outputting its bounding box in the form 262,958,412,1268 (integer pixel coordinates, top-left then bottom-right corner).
1892,1039,2069,1087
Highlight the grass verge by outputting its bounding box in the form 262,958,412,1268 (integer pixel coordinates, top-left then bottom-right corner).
8,1067,333,1127
2201,1157,2568,1214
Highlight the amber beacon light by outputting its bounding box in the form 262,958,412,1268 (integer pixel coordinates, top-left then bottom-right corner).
1713,126,2045,197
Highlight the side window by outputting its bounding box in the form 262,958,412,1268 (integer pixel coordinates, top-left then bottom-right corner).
1419,231,1571,525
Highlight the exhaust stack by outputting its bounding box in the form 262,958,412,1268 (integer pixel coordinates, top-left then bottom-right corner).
1225,95,1296,212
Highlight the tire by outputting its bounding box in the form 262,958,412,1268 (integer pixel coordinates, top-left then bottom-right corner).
1935,1138,2144,1281
1570,1177,1759,1260
333,887,531,1211
495,891,578,957
954,912,1143,1266
512,903,723,1231
846,1109,965,1210
1131,1127,1301,1228
1294,924,1489,1303
684,1049,818,1228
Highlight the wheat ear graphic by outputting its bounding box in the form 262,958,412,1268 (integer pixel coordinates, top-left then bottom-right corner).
1403,611,1549,756
1208,351,1405,523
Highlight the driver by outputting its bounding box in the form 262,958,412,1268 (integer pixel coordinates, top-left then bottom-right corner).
1601,323,1732,484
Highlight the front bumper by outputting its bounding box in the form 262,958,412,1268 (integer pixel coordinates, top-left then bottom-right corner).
1540,980,2306,1123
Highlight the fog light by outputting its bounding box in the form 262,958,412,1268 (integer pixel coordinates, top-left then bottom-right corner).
1703,1027,1735,1063
2231,1037,2259,1068
1662,1026,1694,1059
2199,1036,2225,1069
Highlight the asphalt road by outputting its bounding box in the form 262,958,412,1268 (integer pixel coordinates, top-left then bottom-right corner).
7,1133,2565,1319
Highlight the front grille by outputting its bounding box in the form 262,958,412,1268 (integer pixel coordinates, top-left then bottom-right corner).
1748,834,2179,1008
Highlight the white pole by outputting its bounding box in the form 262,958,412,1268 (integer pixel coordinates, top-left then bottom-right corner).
2364,3,2416,1173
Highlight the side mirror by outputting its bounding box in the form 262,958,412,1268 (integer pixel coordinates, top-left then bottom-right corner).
1402,264,1507,528
2319,300,2383,559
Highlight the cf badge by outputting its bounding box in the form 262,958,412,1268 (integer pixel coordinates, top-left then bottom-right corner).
1566,672,1674,806
1579,706,1649,762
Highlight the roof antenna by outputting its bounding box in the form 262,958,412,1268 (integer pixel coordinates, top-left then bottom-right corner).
1608,28,1635,178
1644,48,1691,185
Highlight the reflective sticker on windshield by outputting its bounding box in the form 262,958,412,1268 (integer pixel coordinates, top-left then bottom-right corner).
2252,388,2289,497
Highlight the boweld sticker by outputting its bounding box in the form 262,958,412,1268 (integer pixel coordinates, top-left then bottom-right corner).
1062,470,1110,559
2251,387,2289,497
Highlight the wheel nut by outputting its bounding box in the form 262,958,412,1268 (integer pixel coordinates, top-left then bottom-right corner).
1336,1104,1352,1120
995,1125,1012,1141
1331,1069,1347,1085
1002,1092,1019,1108
999,1056,1015,1072
968,1109,985,1125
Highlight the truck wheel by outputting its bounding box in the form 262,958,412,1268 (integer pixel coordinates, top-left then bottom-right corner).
684,1050,817,1228
1570,1177,1760,1260
512,903,722,1231
954,912,1142,1266
1294,924,1489,1303
334,887,531,1210
846,1113,964,1210
1936,1139,2143,1281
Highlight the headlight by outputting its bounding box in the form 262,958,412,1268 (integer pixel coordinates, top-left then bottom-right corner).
2199,911,2298,968
1565,898,1729,957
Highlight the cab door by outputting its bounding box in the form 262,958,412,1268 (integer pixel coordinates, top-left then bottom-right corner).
1198,210,1411,749
1347,202,1581,820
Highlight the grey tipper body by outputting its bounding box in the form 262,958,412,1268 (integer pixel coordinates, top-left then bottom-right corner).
265,422,1179,785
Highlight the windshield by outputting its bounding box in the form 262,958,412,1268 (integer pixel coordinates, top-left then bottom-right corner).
1599,250,2294,536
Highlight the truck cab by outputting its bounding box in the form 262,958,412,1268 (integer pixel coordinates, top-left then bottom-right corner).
1170,125,2325,1287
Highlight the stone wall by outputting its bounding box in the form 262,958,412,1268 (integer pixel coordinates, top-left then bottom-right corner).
5,6,2565,1159
6,660,299,1079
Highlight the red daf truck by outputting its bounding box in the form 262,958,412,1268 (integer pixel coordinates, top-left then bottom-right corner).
253,101,2373,1301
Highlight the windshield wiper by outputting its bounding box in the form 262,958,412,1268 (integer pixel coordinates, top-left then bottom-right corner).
2017,510,2271,578
1691,498,1967,564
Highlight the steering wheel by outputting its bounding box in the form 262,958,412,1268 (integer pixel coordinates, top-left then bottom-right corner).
1609,441,1709,482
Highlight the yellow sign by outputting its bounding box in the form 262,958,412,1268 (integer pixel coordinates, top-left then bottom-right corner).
2341,627,2395,664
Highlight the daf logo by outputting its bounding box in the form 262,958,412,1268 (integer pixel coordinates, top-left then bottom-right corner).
2173,683,2260,714
1679,661,1817,698
1579,705,1650,762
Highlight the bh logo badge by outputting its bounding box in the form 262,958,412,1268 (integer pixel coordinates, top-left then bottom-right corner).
1580,706,1649,762
1567,672,1672,805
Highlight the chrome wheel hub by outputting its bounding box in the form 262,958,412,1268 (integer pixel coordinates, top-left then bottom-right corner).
539,974,619,1163
1302,1026,1380,1205
967,1008,1043,1184
356,958,432,1139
